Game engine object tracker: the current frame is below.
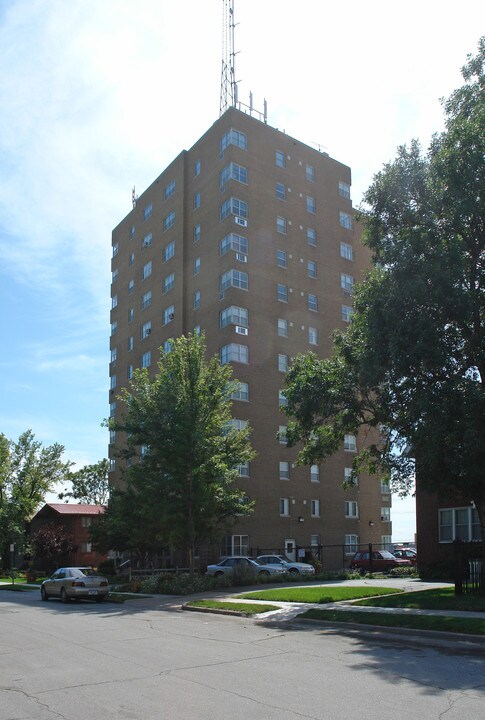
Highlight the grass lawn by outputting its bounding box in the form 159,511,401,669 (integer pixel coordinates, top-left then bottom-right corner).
353,587,485,612
0,583,38,592
186,600,280,616
236,586,403,603
299,608,485,636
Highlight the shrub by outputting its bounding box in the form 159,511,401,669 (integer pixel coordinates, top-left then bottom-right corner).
97,559,117,577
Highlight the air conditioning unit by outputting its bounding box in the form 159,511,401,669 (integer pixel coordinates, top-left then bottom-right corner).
235,252,248,263
235,326,248,335
234,216,248,227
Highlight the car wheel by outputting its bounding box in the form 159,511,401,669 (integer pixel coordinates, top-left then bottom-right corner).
258,570,270,576
41,586,48,601
214,571,224,577
386,566,395,574
289,567,299,574
358,567,366,576
60,588,69,604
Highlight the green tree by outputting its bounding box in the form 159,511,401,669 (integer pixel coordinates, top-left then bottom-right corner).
283,40,485,542
0,430,72,568
104,333,255,572
58,459,109,505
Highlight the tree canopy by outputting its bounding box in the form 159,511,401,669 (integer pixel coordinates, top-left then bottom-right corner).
0,430,72,566
58,459,109,505
95,333,255,571
283,39,485,535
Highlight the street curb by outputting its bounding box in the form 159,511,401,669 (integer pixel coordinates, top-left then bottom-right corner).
182,603,248,617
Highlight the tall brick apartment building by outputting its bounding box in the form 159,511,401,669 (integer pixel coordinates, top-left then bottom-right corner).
109,107,391,569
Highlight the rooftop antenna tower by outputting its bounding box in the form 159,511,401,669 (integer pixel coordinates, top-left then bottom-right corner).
220,0,237,115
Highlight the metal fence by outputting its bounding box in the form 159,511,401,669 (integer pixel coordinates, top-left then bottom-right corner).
453,540,484,595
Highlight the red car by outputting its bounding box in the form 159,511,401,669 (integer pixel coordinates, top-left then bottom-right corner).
393,548,417,565
350,550,413,573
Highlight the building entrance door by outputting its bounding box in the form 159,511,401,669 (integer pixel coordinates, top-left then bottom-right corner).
284,539,296,562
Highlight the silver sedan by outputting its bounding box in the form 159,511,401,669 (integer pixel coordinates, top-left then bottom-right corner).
205,556,286,577
257,554,316,575
40,567,109,603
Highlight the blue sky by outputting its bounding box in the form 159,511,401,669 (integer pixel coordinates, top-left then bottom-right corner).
1,0,483,539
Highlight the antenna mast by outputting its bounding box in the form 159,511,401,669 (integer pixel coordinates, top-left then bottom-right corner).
220,0,237,115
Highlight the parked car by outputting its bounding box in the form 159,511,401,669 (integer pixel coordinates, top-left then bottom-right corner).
205,556,286,577
350,550,413,573
256,554,315,575
40,567,109,603
392,548,417,565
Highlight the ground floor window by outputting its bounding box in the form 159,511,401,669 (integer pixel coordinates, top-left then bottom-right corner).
221,535,249,556
344,534,359,555
438,506,481,542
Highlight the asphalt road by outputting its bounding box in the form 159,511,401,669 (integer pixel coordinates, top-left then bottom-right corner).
1,588,484,720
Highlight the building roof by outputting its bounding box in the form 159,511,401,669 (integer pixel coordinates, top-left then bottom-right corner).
43,504,106,515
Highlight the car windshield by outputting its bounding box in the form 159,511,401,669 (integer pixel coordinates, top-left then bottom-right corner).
379,551,395,559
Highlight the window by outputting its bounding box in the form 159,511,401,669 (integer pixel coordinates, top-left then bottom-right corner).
111,294,118,309
224,419,248,434
128,279,135,295
340,241,354,260
163,340,173,353
277,318,288,337
163,210,175,232
109,402,116,417
221,534,249,557
127,364,133,379
237,462,250,477
220,128,247,153
193,191,201,209
129,252,135,267
143,203,152,221
163,179,175,200
81,541,93,553
308,326,318,345
194,159,201,176
142,232,152,249
110,374,116,390
163,273,174,294
307,260,317,278
220,269,248,292
220,197,248,221
231,381,249,401
113,243,119,257
127,336,134,352
163,241,175,262
130,225,135,240
306,196,316,214
276,216,287,234
278,426,287,444
345,534,359,554
310,465,320,483
141,320,151,339
220,305,248,328
279,461,290,480
194,325,201,336
438,507,481,542
279,497,290,516
310,535,320,551
344,434,357,452
345,501,359,518
278,354,288,372
307,228,316,246
220,162,248,187
220,343,249,364
277,283,288,302
112,268,119,283
110,321,117,336
339,211,352,229
381,507,391,522
381,535,392,551
193,290,201,309
307,293,318,311
193,224,201,243
344,467,358,486
142,261,152,280
341,273,354,294
220,232,248,256
128,308,134,323
278,390,287,407
276,182,286,201
311,499,320,517
342,305,354,323
110,348,117,363
141,290,152,310
306,164,315,182
276,250,287,268
193,257,201,275
163,305,175,325
339,180,351,199
276,150,286,168
380,480,390,493
141,351,151,368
